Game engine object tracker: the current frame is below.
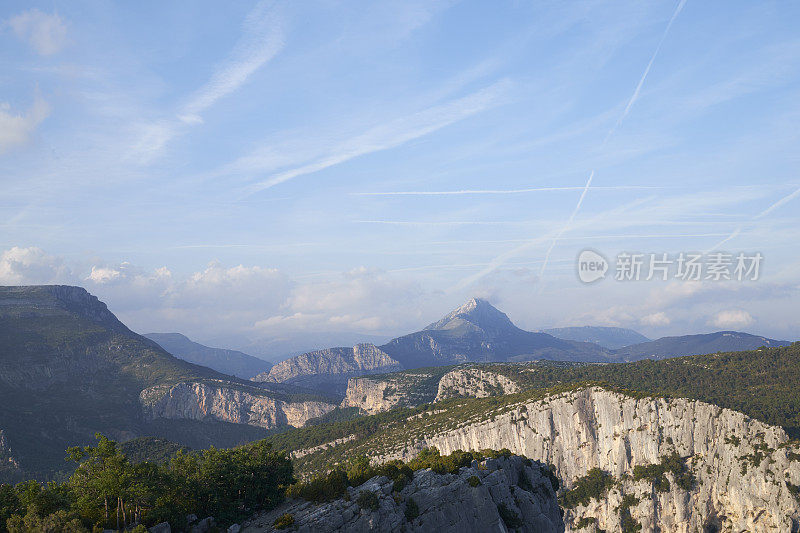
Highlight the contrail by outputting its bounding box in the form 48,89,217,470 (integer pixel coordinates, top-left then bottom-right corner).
539,170,594,276
605,0,688,142
352,185,662,196
457,0,689,290
705,184,800,252
755,185,800,219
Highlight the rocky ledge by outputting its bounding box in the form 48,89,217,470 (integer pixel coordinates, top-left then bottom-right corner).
434,366,519,402
241,455,564,533
140,381,336,429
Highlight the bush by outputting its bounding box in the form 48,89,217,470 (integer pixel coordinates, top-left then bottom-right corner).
560,468,615,509
632,453,694,493
497,503,522,529
273,513,295,529
356,490,379,511
285,469,348,503
467,475,481,487
404,497,419,520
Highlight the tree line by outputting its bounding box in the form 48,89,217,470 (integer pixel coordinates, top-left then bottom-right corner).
0,434,292,532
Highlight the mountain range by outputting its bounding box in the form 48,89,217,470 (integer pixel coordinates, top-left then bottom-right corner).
261,297,791,394
256,298,610,394
0,286,794,483
144,332,272,379
541,325,651,349
611,330,791,361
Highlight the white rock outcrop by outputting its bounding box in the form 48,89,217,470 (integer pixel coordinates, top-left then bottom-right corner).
435,366,519,402
242,455,564,533
371,387,800,532
140,381,336,429
341,368,443,415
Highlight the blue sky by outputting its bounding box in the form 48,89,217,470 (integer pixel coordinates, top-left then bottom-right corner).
2,1,800,353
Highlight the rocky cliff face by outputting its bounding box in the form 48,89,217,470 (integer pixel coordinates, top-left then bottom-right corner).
341,367,449,415
140,381,336,429
434,366,519,402
340,365,519,414
253,344,402,395
371,387,800,532
241,455,564,533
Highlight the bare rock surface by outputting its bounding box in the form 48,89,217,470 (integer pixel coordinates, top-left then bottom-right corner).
435,366,520,402
242,455,564,533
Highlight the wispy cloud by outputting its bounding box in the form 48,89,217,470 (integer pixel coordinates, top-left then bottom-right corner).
0,92,50,154
242,80,513,193
178,1,285,125
7,9,68,56
354,218,538,227
129,1,285,162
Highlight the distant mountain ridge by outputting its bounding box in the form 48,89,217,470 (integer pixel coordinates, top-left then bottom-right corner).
144,332,271,379
253,344,402,395
612,330,791,361
382,298,608,369
542,325,650,349
263,298,611,393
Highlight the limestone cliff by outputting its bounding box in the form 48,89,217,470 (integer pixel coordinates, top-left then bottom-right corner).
340,367,449,415
253,344,402,395
434,366,519,402
365,387,800,532
140,381,336,429
241,455,564,533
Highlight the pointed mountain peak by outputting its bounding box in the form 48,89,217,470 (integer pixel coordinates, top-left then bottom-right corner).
425,297,516,333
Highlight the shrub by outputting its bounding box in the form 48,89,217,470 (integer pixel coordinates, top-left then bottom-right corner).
404,497,419,520
273,513,295,529
356,490,379,511
632,453,694,493
560,468,615,509
619,494,642,533
467,476,481,487
497,503,522,529
285,469,348,503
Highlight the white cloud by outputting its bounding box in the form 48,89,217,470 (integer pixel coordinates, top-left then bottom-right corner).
640,312,671,327
0,247,71,284
7,9,68,55
710,309,754,329
258,267,430,333
0,95,50,154
87,265,122,284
